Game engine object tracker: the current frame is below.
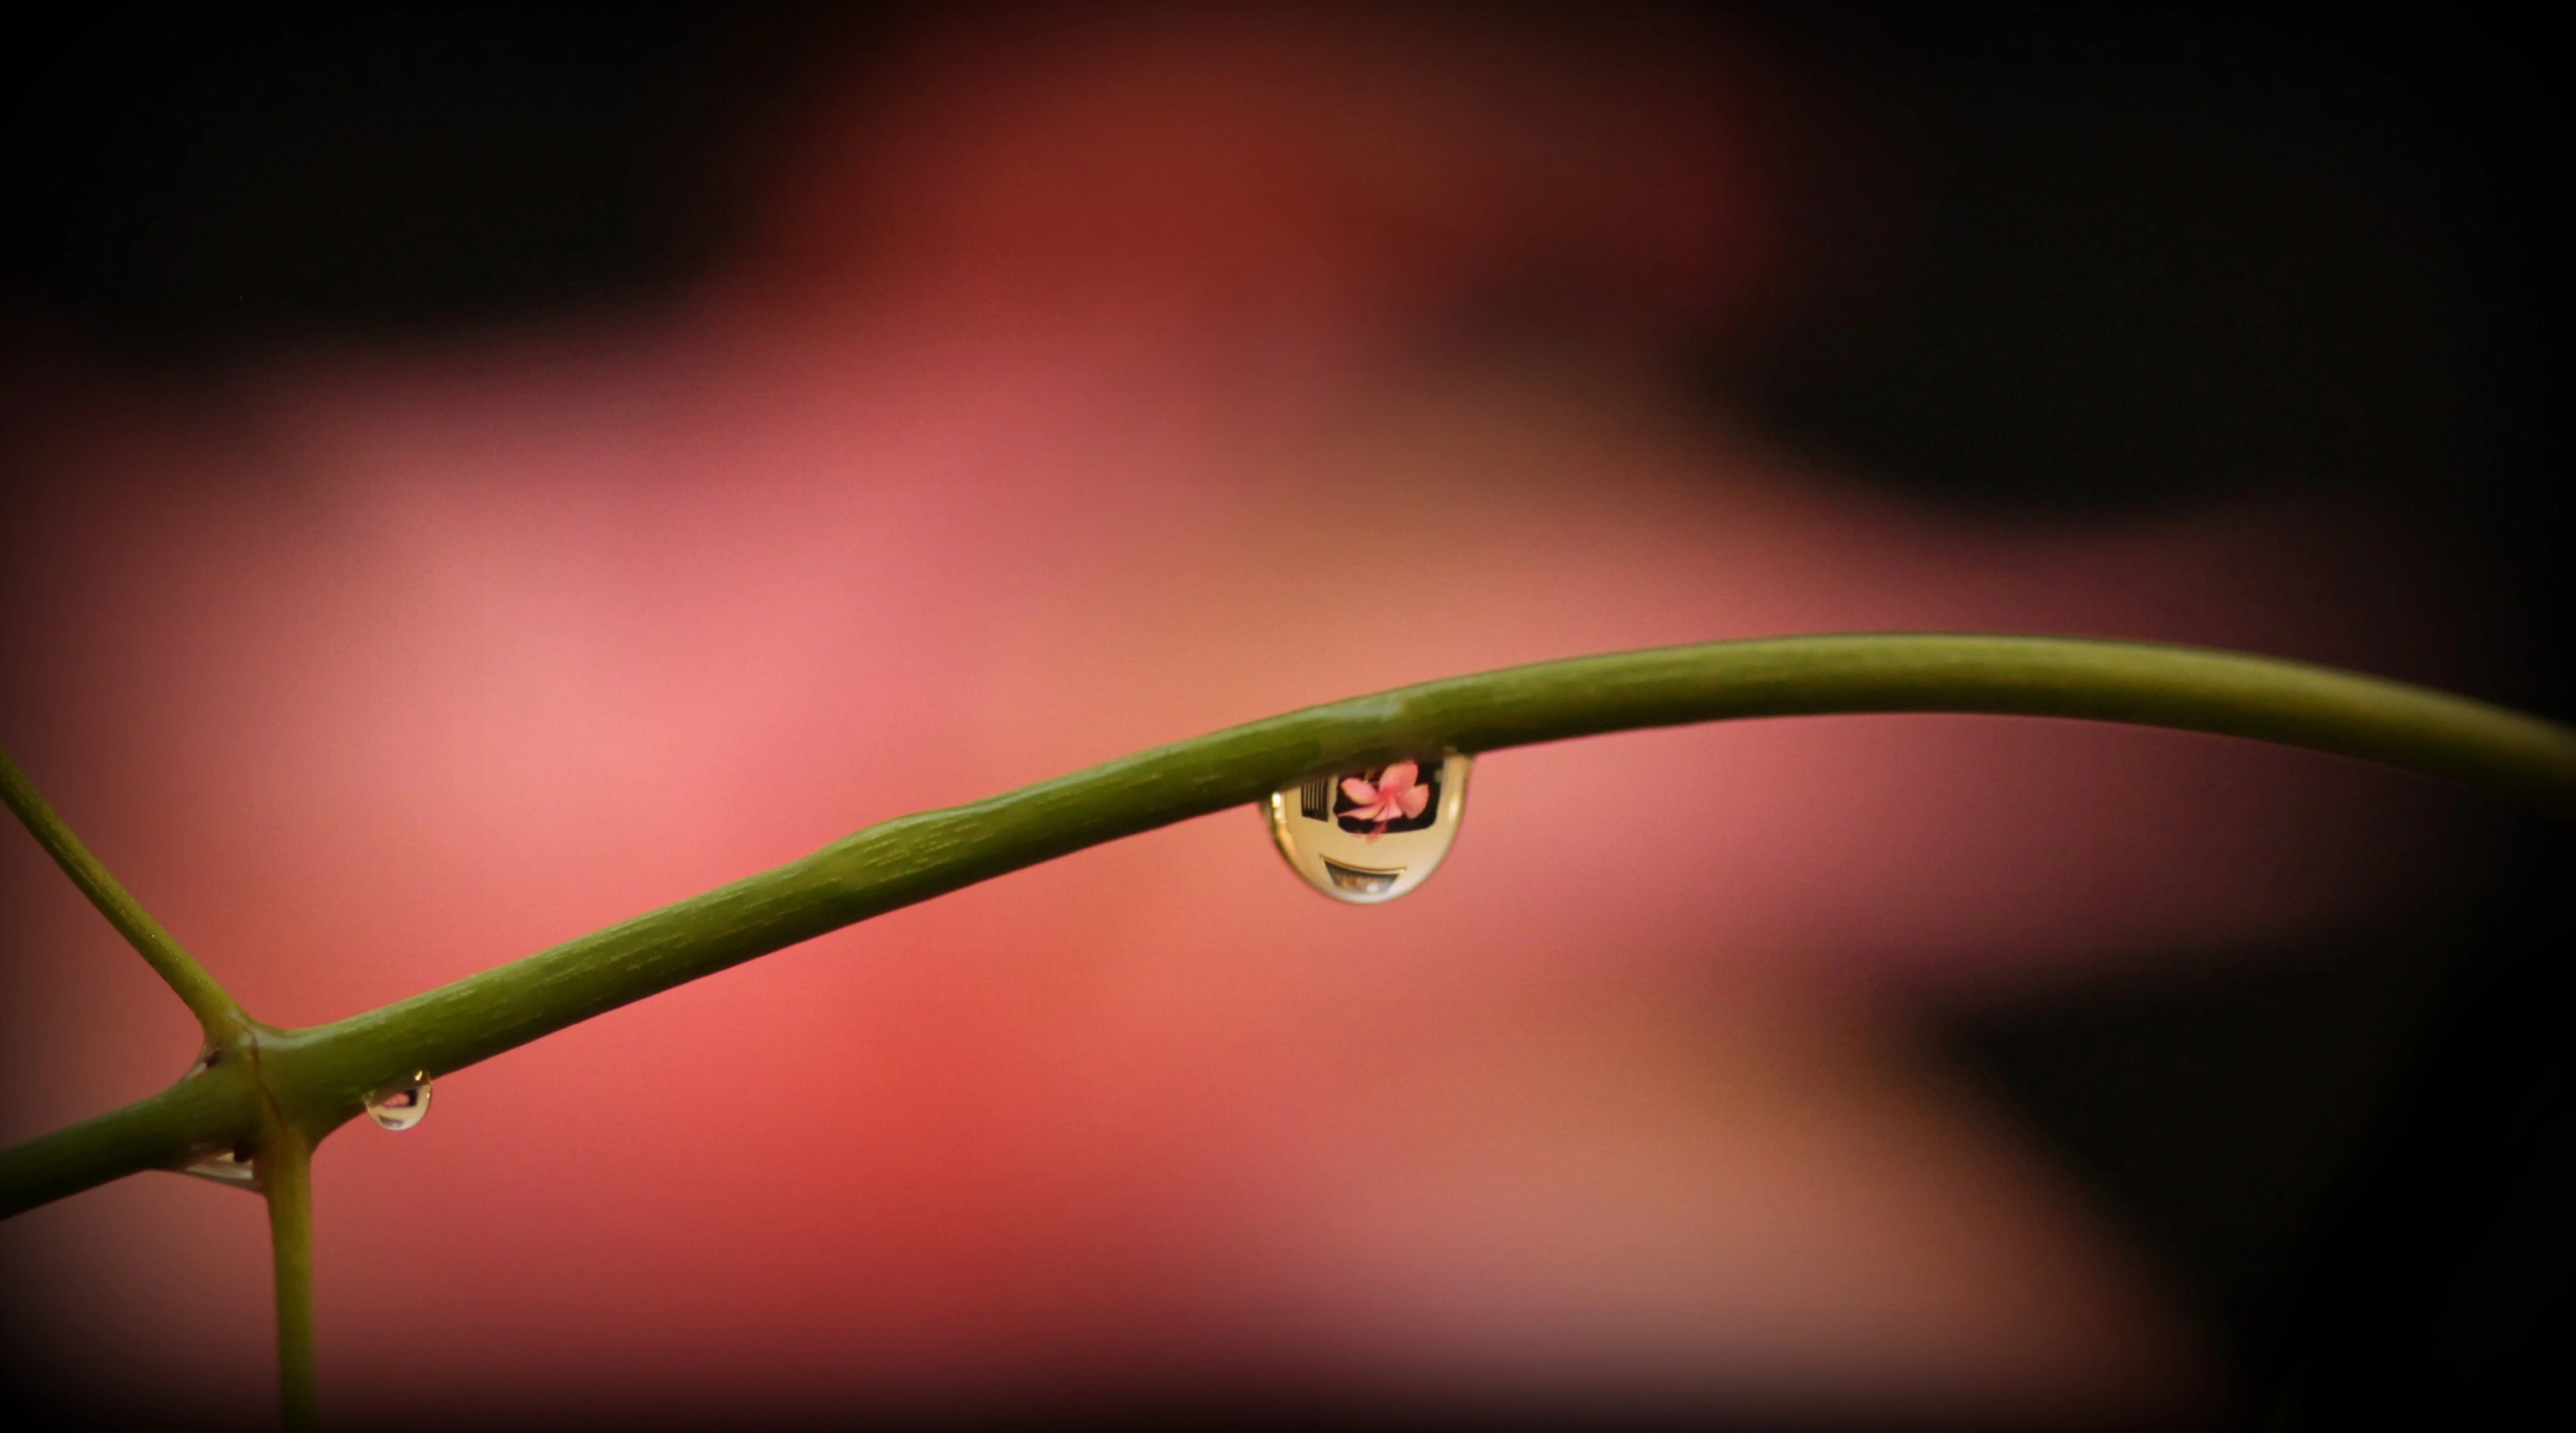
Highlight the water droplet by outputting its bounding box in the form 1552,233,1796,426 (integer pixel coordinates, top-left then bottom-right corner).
365,1074,433,1131
1266,752,1471,904
181,1146,259,1191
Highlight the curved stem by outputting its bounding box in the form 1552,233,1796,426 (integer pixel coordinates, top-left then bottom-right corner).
7,635,2574,1213
261,1126,318,1432
1,747,245,1038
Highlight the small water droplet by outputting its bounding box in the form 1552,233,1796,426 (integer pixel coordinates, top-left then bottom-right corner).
181,1146,259,1191
1266,752,1471,904
364,1074,433,1130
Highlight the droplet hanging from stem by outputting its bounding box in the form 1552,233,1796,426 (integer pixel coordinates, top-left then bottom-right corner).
1266,752,1471,903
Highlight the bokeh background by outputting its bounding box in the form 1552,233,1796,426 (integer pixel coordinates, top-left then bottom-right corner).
3,6,2567,1426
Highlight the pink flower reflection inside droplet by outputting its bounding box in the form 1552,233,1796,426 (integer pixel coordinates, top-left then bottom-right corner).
1339,761,1431,840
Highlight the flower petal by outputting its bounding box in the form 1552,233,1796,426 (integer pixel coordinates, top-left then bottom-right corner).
1377,761,1418,793
1341,776,1380,805
1397,785,1430,819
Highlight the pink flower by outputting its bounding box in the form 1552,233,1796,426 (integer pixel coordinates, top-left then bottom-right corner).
1339,761,1430,840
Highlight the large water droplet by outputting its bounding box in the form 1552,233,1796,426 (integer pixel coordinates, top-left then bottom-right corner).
181,1147,259,1191
1266,752,1471,904
365,1074,433,1130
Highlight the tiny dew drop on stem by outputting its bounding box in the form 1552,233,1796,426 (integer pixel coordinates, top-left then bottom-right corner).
181,1148,259,1191
1267,753,1471,903
364,1074,432,1131
175,1051,261,1188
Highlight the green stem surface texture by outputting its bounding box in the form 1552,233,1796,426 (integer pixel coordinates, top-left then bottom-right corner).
1,748,245,1037
262,1129,319,1433
7,635,2574,1219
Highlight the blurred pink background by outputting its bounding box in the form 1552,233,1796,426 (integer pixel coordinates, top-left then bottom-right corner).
0,9,2526,1424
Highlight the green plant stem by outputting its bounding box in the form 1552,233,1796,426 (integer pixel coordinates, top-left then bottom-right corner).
1,747,246,1038
6,635,2574,1215
0,1069,262,1216
261,1126,319,1433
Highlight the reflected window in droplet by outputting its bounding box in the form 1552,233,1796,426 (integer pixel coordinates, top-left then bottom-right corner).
1267,752,1470,904
1321,858,1402,896
365,1074,434,1131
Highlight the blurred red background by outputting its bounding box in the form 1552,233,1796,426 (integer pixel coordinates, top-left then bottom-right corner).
2,7,2563,1426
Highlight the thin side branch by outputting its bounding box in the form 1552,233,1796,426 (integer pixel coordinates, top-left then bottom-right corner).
7,635,2575,1216
0,1070,262,1218
1,748,244,1037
